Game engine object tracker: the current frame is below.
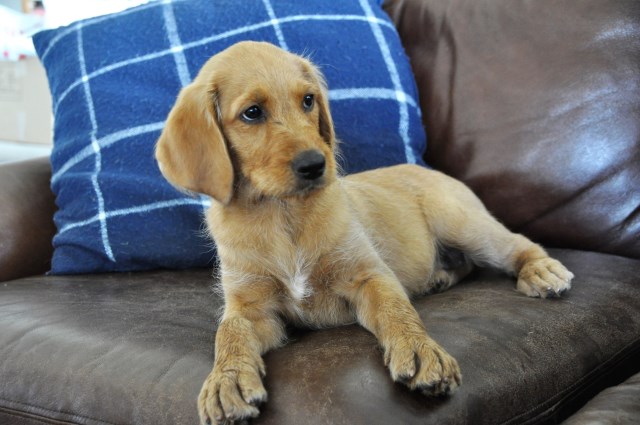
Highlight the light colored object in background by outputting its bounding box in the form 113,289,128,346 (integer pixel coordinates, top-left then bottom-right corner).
40,0,152,28
0,4,44,58
0,56,52,144
0,0,151,159
0,2,51,160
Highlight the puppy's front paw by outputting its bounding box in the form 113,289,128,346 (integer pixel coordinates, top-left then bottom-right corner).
384,334,461,396
198,358,267,425
517,257,574,298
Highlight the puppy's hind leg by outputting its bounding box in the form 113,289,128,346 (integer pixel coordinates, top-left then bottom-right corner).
432,181,574,298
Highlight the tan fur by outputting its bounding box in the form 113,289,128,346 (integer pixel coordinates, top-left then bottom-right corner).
155,41,574,425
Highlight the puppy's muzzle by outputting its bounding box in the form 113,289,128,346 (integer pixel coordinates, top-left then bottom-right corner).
292,149,326,190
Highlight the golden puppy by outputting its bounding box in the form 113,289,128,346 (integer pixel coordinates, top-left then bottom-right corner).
155,41,574,424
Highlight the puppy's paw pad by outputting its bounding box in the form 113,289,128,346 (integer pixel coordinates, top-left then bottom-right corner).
518,258,574,298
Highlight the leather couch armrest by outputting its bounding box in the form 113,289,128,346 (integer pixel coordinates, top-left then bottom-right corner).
0,157,56,281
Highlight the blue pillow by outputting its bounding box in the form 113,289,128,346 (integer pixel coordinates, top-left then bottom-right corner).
33,0,427,274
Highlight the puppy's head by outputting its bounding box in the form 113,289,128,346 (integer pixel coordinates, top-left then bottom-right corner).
155,41,336,205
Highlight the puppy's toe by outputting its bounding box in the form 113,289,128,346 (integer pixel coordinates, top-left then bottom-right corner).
198,367,266,425
386,342,418,383
411,342,461,396
386,335,461,397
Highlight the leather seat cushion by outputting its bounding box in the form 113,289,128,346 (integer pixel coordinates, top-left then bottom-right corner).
1,249,639,424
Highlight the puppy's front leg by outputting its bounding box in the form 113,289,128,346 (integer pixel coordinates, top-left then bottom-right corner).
339,270,461,395
198,282,284,425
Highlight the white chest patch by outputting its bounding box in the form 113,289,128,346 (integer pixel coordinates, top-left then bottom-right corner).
285,252,313,301
289,270,310,301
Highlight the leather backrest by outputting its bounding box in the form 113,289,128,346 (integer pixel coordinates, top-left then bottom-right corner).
384,0,640,259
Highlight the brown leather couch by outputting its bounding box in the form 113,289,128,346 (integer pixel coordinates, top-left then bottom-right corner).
1,0,639,424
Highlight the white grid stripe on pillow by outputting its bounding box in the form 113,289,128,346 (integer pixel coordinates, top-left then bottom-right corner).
329,88,418,108
59,198,210,235
357,0,416,164
77,24,115,262
162,1,191,87
51,122,165,184
262,0,288,50
161,0,212,214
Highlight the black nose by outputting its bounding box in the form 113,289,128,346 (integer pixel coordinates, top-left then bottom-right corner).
292,150,326,181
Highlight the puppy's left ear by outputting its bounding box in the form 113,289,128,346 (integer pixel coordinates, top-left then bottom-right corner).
303,60,335,147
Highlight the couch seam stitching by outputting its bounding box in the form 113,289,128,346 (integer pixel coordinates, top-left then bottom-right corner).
0,397,118,425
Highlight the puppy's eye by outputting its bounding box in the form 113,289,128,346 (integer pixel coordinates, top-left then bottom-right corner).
302,94,314,111
241,105,264,122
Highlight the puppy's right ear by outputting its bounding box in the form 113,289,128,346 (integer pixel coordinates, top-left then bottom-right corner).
155,83,234,204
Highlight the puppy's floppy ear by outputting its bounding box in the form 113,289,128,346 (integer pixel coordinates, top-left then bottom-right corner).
303,60,335,147
155,82,234,204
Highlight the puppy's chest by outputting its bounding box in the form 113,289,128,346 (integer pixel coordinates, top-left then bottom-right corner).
275,251,354,327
